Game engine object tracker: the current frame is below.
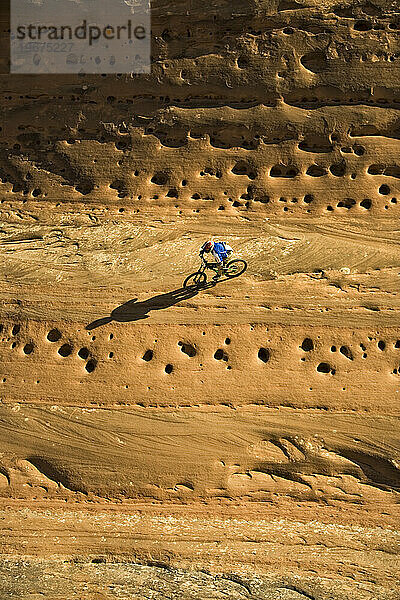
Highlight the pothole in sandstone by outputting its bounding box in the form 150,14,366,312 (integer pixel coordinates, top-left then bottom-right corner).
178,342,197,357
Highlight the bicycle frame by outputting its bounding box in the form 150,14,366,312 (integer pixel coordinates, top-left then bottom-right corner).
183,256,246,288
199,258,223,274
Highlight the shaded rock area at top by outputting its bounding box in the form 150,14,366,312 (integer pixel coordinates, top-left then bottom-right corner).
0,1,399,599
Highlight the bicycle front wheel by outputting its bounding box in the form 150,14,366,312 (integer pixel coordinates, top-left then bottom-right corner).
183,271,207,288
224,259,247,278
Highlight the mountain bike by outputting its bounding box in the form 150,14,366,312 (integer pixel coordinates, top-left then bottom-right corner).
183,257,247,288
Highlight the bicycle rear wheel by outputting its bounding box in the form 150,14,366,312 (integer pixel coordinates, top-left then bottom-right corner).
224,259,247,278
183,271,207,288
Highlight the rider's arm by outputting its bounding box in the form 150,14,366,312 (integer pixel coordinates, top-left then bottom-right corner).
211,248,222,263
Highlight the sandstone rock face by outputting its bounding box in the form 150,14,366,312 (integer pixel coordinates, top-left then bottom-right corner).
0,1,399,598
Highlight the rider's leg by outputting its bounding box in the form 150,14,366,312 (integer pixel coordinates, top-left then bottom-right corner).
217,256,230,276
213,260,224,280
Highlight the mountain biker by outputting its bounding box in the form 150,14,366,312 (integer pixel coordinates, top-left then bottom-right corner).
199,240,233,280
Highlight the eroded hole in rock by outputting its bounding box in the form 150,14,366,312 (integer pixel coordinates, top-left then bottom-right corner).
85,359,97,373
110,180,128,198
340,345,353,360
203,167,222,178
253,192,270,203
78,347,90,360
166,189,178,198
115,139,130,151
232,161,256,179
317,362,332,373
270,164,298,178
298,137,333,153
368,164,384,175
75,181,94,195
225,337,231,345
395,340,400,348
353,145,365,156
301,338,314,351
47,328,61,342
303,194,314,204
378,340,386,350
58,344,73,357
12,325,21,336
350,124,379,136
379,184,390,195
165,363,173,374
258,347,270,363
214,349,224,360
23,342,34,355
300,51,328,73
383,166,400,178
178,342,197,357
337,198,356,209
12,182,27,193
360,199,372,209
237,56,249,69
142,350,153,362
214,348,229,362
151,172,168,185
306,164,327,177
354,20,373,31
330,162,346,177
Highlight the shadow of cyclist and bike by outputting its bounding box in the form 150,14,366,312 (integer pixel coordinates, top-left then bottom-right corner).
86,282,216,330
86,259,247,330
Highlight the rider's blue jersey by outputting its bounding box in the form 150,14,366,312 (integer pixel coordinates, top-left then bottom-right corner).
213,242,230,260
200,241,233,263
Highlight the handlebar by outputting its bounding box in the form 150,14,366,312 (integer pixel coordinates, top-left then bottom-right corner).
199,253,223,268
201,259,220,268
